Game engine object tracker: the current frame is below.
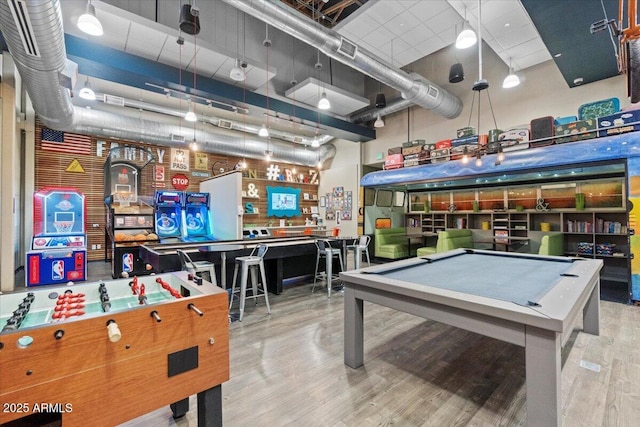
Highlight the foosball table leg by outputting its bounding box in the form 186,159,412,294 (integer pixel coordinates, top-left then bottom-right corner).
197,384,222,427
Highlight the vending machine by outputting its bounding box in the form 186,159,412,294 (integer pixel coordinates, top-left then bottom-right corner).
183,192,214,242
26,187,87,286
154,191,185,242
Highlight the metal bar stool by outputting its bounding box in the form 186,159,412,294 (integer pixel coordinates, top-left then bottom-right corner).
312,239,345,297
346,235,371,269
176,249,217,286
229,244,271,321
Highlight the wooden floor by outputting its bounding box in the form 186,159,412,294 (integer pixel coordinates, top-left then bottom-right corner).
114,275,640,427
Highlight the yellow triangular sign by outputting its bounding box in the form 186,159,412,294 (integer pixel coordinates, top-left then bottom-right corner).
66,159,85,173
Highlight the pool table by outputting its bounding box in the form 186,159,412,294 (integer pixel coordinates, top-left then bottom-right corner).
340,249,603,427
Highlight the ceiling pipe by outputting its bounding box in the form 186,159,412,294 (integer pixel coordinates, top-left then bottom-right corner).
0,0,334,167
220,0,463,119
71,106,335,166
93,93,334,146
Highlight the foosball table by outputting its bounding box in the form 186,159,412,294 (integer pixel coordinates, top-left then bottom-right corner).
0,271,229,426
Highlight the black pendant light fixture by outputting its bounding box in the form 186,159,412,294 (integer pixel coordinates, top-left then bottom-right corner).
179,1,200,35
449,62,464,83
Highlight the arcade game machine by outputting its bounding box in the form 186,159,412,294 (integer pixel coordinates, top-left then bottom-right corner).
154,191,185,243
104,147,158,278
183,192,215,242
26,187,87,286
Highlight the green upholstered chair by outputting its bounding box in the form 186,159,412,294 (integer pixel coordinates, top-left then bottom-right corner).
538,233,564,256
416,229,474,256
374,227,409,259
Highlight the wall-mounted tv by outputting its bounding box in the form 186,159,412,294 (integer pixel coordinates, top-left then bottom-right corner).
266,186,301,218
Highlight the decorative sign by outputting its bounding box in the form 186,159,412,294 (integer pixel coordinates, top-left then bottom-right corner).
266,164,281,180
192,171,211,178
244,202,255,213
171,173,190,190
309,169,319,184
246,183,259,198
284,168,296,182
65,159,85,173
326,187,353,221
170,148,190,171
194,153,208,170
155,165,165,182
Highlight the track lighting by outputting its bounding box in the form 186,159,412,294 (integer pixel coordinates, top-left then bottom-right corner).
77,1,103,36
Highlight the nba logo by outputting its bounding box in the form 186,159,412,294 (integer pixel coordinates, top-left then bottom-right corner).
52,260,64,280
122,253,134,273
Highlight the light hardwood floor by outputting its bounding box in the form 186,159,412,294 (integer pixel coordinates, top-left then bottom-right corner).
119,278,640,427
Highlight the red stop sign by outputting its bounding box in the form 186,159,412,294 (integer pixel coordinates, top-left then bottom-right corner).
171,173,189,190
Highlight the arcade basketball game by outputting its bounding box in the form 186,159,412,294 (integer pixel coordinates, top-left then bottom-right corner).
26,187,87,286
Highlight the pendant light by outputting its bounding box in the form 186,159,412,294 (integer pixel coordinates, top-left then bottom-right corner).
317,92,331,110
77,1,103,36
258,124,269,137
185,102,197,122
229,10,245,81
374,114,385,128
502,58,521,88
456,8,476,49
78,77,96,100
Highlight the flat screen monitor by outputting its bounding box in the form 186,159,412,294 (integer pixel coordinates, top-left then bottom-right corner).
266,186,301,218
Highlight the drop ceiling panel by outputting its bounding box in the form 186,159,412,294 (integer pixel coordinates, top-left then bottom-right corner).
285,77,370,117
126,23,167,59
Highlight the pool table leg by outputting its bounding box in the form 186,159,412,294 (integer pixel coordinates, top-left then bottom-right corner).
344,285,364,368
583,280,600,336
525,326,561,427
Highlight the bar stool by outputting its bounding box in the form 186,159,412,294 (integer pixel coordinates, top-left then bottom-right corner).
229,244,271,321
176,249,217,286
312,239,344,297
346,235,371,269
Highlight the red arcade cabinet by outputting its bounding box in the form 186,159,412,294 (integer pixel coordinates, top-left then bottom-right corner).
26,187,87,286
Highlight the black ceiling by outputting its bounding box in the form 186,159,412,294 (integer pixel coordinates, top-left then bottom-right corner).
521,0,620,88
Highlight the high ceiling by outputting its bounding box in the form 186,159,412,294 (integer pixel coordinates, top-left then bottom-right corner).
0,0,623,143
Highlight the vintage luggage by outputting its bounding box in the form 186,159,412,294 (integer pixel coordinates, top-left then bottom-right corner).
598,110,640,136
555,119,597,144
530,116,555,147
499,128,530,151
578,97,620,120
384,154,404,170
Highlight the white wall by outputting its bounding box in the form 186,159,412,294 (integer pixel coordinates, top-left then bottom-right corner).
361,43,627,165
319,139,360,237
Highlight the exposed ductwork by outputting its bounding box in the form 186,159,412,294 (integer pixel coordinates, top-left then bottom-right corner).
93,93,335,147
0,0,335,167
220,0,463,120
71,106,335,166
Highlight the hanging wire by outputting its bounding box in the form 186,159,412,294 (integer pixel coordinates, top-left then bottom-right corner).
192,9,198,143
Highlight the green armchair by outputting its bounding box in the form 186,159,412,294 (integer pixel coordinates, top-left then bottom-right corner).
538,233,564,256
416,229,474,256
374,227,409,259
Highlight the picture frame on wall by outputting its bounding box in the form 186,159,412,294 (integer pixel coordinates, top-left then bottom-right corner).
320,196,326,207
303,193,310,200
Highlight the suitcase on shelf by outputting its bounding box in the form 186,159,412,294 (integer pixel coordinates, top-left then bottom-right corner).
530,116,555,147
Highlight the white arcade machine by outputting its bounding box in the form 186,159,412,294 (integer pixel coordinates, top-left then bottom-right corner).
26,187,87,286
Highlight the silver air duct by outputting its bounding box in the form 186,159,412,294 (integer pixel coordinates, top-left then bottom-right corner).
71,106,335,166
221,0,462,119
94,93,335,147
0,0,335,167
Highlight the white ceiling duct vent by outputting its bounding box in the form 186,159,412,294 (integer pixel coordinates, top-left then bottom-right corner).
292,136,304,144
104,94,125,106
338,37,357,59
217,119,233,129
170,133,186,143
7,0,40,57
427,85,439,99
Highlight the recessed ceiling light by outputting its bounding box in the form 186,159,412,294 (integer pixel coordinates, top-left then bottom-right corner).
554,53,562,58
504,23,510,27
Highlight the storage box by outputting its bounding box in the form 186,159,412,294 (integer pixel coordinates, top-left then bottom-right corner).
597,110,640,136
577,242,594,254
402,139,426,148
578,97,620,120
387,146,402,155
498,128,530,152
384,154,404,170
402,145,424,155
596,243,616,255
456,126,475,138
430,148,450,163
555,119,597,144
